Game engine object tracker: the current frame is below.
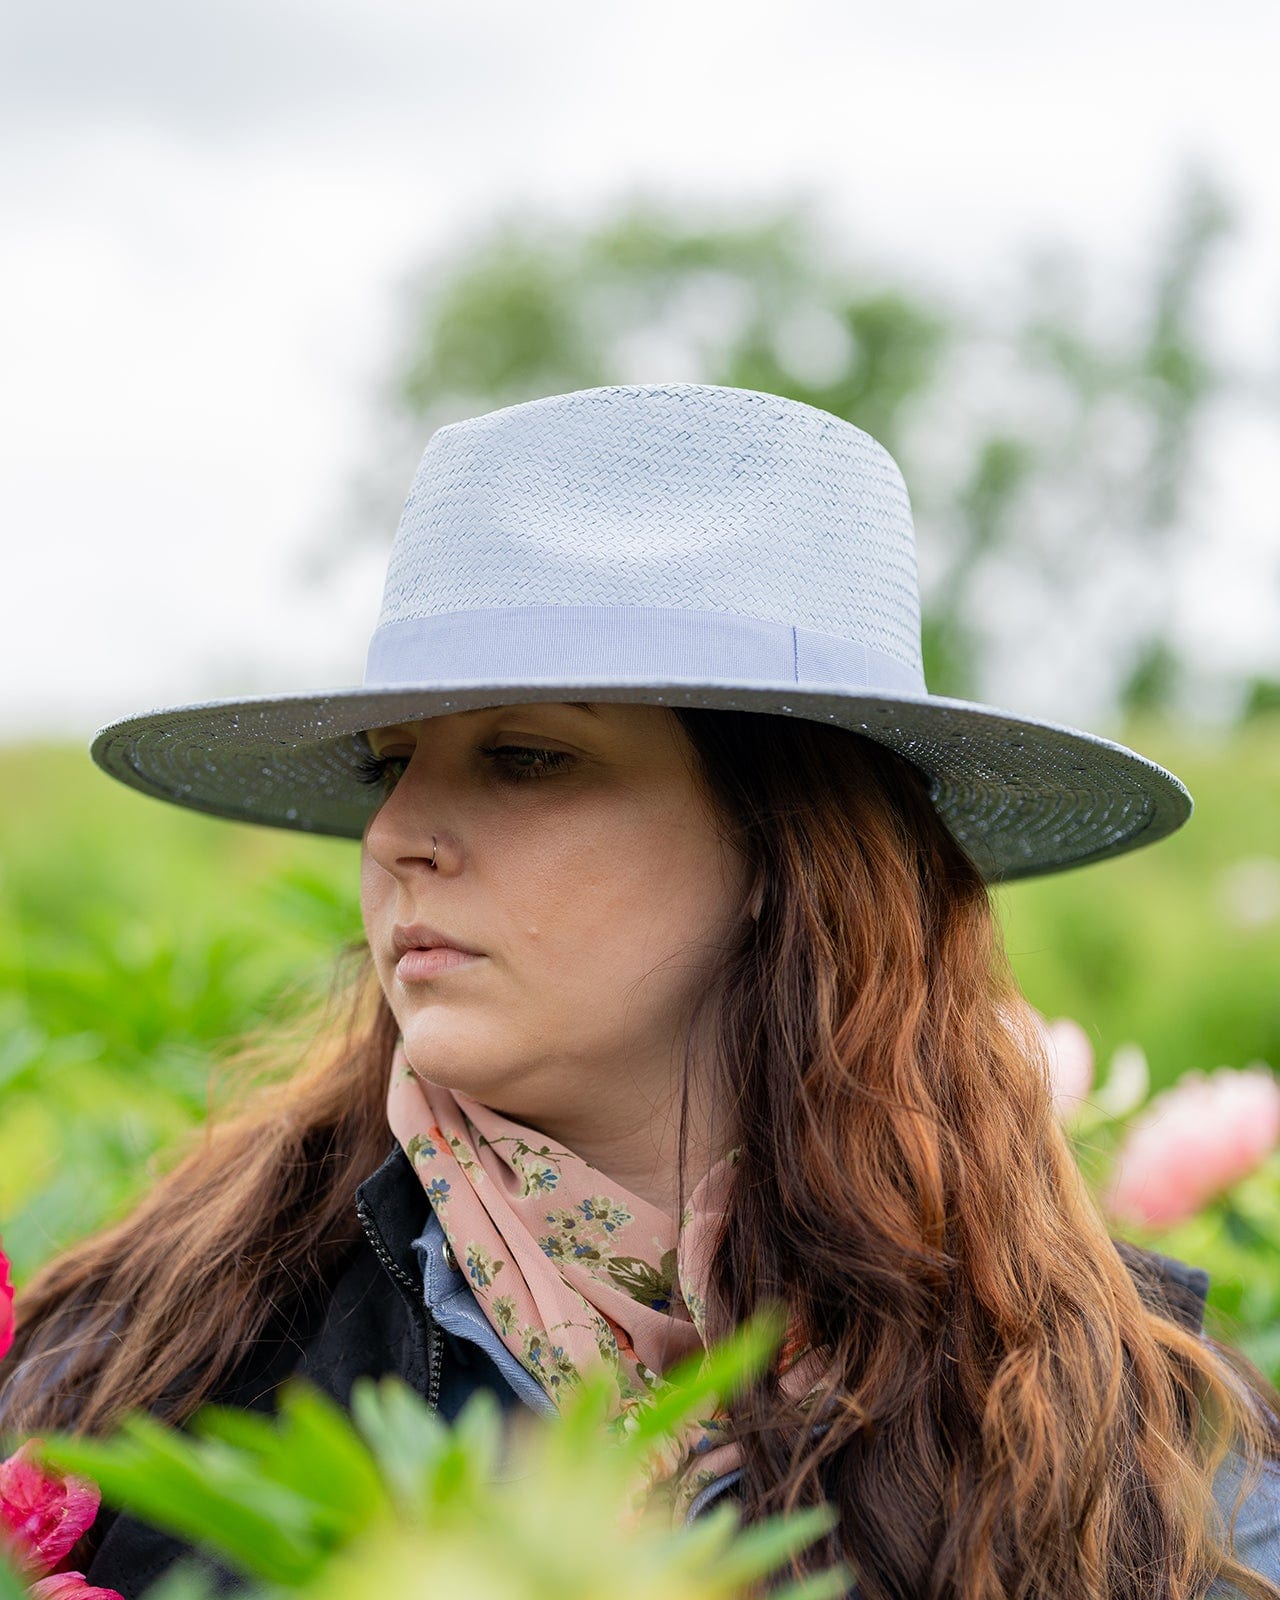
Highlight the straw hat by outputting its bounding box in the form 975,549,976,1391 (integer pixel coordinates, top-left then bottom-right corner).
90,382,1192,883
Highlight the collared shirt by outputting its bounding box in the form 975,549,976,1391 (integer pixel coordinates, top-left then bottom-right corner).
411,1203,557,1421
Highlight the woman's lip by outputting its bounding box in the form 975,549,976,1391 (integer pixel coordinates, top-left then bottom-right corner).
396,947,483,981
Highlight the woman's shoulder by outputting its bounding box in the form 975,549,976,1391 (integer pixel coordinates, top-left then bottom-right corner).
1207,1453,1280,1594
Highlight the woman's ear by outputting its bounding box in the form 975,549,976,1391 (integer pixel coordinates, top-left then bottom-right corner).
746,874,764,922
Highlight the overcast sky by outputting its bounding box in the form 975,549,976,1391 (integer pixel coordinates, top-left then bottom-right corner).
3,0,1278,747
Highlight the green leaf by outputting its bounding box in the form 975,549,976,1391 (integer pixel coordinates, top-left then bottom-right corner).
657,1500,742,1571
36,1422,328,1585
264,1381,388,1524
348,1374,453,1516
0,1552,28,1600
186,1403,288,1454
137,1558,256,1600
709,1501,842,1586
615,1304,787,1461
604,1251,678,1306
767,1565,858,1600
444,1385,503,1486
419,1422,487,1516
538,1358,618,1457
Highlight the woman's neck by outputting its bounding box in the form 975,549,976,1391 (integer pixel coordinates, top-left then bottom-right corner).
521,1086,724,1217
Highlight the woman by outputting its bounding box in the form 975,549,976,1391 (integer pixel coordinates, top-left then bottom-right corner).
4,382,1280,1598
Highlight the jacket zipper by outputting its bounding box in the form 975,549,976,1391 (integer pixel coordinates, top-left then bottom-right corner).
354,1194,443,1413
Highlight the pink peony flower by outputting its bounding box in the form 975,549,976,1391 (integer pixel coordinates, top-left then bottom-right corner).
0,1441,101,1578
0,1240,13,1362
29,1575,124,1599
1105,1065,1280,1229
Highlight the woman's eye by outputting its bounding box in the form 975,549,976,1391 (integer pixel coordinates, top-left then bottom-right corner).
478,744,573,782
352,749,409,790
352,743,572,791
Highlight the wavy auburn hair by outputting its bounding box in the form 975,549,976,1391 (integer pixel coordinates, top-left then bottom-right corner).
4,706,1280,1598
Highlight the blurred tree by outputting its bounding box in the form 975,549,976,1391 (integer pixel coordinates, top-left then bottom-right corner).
1242,676,1280,721
296,170,1256,725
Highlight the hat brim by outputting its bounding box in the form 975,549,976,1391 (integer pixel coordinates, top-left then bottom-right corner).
89,678,1193,885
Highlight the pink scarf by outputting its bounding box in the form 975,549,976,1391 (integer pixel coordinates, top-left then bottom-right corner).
385,1040,827,1524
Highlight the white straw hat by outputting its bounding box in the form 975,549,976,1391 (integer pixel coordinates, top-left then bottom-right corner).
90,382,1192,884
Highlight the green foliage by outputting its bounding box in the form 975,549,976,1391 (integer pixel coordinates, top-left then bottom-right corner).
0,741,361,1281
1131,1161,1280,1384
388,198,949,463
36,1313,850,1600
1242,677,1280,721
997,714,1280,1090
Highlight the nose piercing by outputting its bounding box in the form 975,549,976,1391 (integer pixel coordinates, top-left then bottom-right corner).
429,835,438,870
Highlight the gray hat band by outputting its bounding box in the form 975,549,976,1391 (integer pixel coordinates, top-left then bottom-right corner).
364,603,926,695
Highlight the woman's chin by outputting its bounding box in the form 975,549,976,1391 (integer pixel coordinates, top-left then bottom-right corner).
397,1035,510,1098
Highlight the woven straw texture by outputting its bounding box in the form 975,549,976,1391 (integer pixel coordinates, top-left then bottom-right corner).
378,382,922,679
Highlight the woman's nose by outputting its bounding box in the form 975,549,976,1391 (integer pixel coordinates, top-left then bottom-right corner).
362,758,455,874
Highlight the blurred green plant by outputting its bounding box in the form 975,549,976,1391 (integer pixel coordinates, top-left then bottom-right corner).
0,740,363,1282
1152,1168,1280,1383
29,1309,850,1600
998,712,1280,1086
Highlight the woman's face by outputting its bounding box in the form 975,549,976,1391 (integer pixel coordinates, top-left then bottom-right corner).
359,701,755,1140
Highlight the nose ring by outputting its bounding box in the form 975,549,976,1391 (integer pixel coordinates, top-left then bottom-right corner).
429,835,438,870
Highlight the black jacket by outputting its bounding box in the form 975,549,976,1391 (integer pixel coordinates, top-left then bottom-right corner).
74,1143,1210,1596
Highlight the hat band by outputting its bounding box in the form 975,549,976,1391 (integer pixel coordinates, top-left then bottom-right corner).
363,604,925,695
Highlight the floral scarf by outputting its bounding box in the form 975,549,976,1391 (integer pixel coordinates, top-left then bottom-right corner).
385,1040,827,1525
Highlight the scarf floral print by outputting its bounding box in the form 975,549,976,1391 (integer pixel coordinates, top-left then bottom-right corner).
385,1040,828,1525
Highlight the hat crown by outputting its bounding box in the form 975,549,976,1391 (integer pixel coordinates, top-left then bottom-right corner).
373,383,925,685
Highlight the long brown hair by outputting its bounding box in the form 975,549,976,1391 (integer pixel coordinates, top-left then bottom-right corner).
5,707,1280,1599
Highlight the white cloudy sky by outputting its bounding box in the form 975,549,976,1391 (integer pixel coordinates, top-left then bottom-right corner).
3,0,1278,746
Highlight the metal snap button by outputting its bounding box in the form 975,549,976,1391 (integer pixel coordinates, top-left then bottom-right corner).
442,1236,459,1272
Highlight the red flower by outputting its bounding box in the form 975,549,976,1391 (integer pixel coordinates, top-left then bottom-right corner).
0,1240,13,1363
0,1442,101,1578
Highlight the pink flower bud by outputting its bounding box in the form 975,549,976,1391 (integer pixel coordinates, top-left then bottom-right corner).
1105,1065,1280,1229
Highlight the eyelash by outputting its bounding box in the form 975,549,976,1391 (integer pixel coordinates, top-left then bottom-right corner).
351,743,573,789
